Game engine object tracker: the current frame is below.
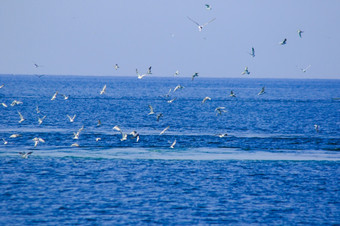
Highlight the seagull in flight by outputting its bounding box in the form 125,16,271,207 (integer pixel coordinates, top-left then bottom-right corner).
160,126,170,135
136,69,147,79
156,113,163,121
11,100,23,106
62,94,69,100
258,87,265,95
297,29,304,38
241,67,250,75
148,105,155,115
71,143,79,147
249,47,255,57
36,106,40,113
174,84,184,92
130,131,140,142
314,124,320,132
147,66,152,74
205,4,212,10
174,70,180,76
51,91,58,101
18,111,25,123
114,64,119,70
279,38,287,45
202,96,211,104
67,114,76,122
38,116,46,125
19,152,33,159
96,137,101,142
192,72,199,81
1,103,7,108
100,84,107,95
216,133,228,138
113,125,122,133
167,97,177,103
10,134,21,138
230,90,236,97
215,107,227,116
32,137,45,148
170,139,176,148
0,84,4,89
97,119,102,127
301,65,311,73
2,138,8,145
187,17,216,32
73,125,84,139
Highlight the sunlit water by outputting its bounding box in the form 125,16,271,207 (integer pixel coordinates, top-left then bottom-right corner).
0,75,339,224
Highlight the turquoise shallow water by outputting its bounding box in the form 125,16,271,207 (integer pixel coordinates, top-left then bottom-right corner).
0,75,339,224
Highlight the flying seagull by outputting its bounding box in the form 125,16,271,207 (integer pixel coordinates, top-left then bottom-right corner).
36,106,40,113
192,72,199,81
38,116,46,125
301,65,311,73
230,90,236,97
71,143,79,147
216,133,228,138
136,69,147,79
258,87,265,95
187,17,216,32
62,94,69,100
147,66,152,74
314,124,320,132
130,131,140,142
167,97,177,103
11,100,23,106
170,139,177,148
67,114,76,122
279,38,287,45
249,47,255,57
174,70,180,76
32,137,45,148
1,103,7,108
202,96,211,104
156,113,163,121
215,107,227,116
97,119,102,127
51,91,58,101
174,84,184,92
113,125,122,133
148,105,155,115
0,84,4,89
19,152,33,159
96,137,101,142
18,111,25,123
114,64,119,70
160,126,170,135
100,84,107,95
241,67,250,75
297,29,304,38
205,4,212,10
10,134,21,138
73,125,84,139
2,138,8,145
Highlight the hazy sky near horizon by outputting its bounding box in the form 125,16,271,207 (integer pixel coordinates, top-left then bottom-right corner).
0,0,339,79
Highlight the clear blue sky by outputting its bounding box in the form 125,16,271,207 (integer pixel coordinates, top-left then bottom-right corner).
0,0,339,79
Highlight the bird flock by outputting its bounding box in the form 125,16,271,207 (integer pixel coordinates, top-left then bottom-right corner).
1,3,318,159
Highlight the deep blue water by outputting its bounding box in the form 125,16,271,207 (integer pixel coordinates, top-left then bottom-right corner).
0,75,339,224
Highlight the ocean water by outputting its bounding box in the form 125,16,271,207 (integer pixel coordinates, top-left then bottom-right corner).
0,75,339,224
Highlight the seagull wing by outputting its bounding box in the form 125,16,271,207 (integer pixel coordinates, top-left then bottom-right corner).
187,17,200,26
203,18,216,27
160,126,170,135
18,112,24,120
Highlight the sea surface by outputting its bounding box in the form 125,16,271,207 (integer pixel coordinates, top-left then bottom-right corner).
0,75,339,225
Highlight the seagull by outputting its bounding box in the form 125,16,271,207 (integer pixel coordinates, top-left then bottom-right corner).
36,106,40,113
114,64,119,70
38,116,46,125
230,91,236,97
241,67,250,75
130,131,140,142
249,47,255,57
205,4,212,10
215,107,227,116
192,72,199,81
187,17,216,32
167,97,177,103
32,137,45,148
51,91,58,101
62,94,69,100
10,134,21,138
18,111,25,123
96,137,101,142
113,125,122,133
258,87,265,95
147,66,152,74
279,38,287,45
10,100,23,106
170,139,176,148
120,133,128,141
156,113,163,121
297,29,304,38
2,138,8,145
163,88,172,98
314,124,320,132
174,70,180,76
97,119,102,127
19,152,33,159
202,96,211,104
0,84,4,88
67,114,76,122
216,133,228,138
100,84,106,95
1,103,7,108
301,65,311,73
148,105,155,115
73,125,84,139
174,84,184,92
160,126,170,135
71,143,79,147
136,69,147,79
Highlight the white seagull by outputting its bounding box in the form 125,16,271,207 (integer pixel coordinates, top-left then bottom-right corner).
170,139,176,148
230,91,236,97
249,47,255,57
36,106,40,113
160,126,170,135
71,143,79,147
100,84,107,95
1,103,7,108
147,66,152,74
10,134,21,138
297,29,304,38
215,107,227,116
130,131,140,142
314,124,320,132
301,65,311,73
38,116,46,125
187,17,216,32
136,69,147,79
32,137,45,148
114,64,119,70
2,138,8,145
0,84,4,89
174,70,180,76
73,125,84,139
241,67,250,75
167,97,177,103
18,111,25,123
148,105,155,115
10,100,23,106
216,133,228,138
258,87,265,95
96,137,101,142
51,91,58,100
63,94,69,100
19,152,33,159
279,38,287,45
113,125,122,133
202,96,211,104
192,72,199,81
97,119,102,127
174,84,184,92
67,114,76,123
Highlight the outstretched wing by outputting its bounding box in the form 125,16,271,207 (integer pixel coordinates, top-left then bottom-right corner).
187,17,200,26
203,18,216,27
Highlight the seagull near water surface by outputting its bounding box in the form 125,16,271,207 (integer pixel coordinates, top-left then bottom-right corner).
19,152,33,159
202,96,211,104
187,17,216,32
18,111,25,123
67,114,76,123
301,65,311,73
51,91,58,101
136,69,147,79
32,137,45,148
100,84,106,95
241,67,250,75
258,87,266,95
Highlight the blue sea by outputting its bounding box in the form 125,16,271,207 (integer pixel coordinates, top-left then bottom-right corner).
0,75,339,225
